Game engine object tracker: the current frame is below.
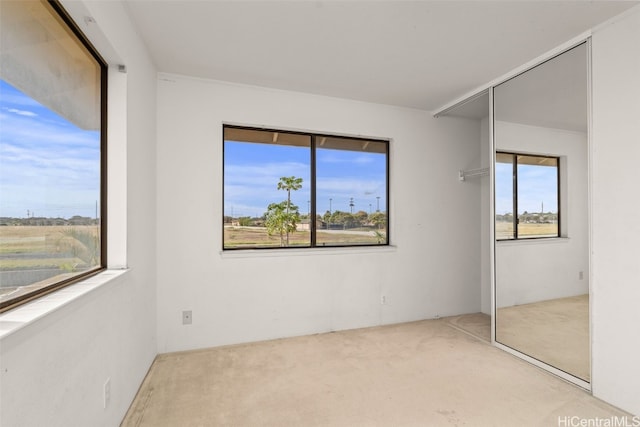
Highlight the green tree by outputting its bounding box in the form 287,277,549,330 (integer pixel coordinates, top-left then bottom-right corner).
277,176,303,245
265,201,300,247
343,213,357,229
330,210,347,226
264,176,303,246
369,211,387,230
354,210,368,227
238,216,252,226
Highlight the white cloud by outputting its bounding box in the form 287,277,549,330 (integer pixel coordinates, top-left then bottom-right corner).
316,177,384,196
318,152,375,165
6,108,37,117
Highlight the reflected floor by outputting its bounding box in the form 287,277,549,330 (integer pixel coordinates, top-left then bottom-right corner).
445,312,491,342
497,294,589,381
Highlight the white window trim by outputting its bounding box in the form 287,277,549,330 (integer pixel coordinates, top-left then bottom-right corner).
0,269,129,339
221,245,398,259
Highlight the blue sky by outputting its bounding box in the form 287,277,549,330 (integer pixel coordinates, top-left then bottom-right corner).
495,162,558,215
224,141,387,218
0,80,101,219
2,76,553,221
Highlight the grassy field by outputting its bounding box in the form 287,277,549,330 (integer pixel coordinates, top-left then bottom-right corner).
496,222,558,239
2,223,554,260
224,226,386,248
226,223,558,247
0,225,101,301
0,225,100,270
2,225,384,268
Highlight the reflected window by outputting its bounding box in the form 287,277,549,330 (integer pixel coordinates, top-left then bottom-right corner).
496,152,559,240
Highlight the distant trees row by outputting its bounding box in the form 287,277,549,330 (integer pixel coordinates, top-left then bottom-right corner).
321,210,386,229
496,212,558,224
0,216,98,226
224,210,387,229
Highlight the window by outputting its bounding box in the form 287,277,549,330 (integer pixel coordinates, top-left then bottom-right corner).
223,126,389,249
495,152,559,240
0,0,107,312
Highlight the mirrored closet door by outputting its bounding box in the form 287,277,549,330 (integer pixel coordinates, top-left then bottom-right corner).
493,42,590,383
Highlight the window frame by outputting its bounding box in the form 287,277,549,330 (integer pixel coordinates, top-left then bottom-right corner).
495,151,560,241
0,0,108,313
222,124,390,250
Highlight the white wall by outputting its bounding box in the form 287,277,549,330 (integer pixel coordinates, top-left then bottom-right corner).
156,76,482,352
591,6,640,416
494,121,589,307
0,2,158,426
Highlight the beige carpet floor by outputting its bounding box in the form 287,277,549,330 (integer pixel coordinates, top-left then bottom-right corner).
122,317,626,426
444,312,491,342
496,294,589,381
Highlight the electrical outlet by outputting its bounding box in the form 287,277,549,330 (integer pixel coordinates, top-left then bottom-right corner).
182,310,192,325
579,271,584,280
103,378,111,409
381,295,386,305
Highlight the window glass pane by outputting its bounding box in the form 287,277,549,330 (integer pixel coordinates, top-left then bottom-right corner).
495,153,515,240
517,155,559,238
0,0,103,309
224,128,311,248
316,137,387,246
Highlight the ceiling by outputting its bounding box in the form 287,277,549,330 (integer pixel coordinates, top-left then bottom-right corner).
123,1,638,112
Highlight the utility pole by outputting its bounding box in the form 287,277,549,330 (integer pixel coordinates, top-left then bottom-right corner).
349,197,354,214
376,196,380,212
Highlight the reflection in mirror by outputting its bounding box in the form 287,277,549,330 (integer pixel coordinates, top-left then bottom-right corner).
494,43,590,382
496,152,560,240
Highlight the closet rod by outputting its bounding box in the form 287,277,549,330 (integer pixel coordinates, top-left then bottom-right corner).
459,167,489,182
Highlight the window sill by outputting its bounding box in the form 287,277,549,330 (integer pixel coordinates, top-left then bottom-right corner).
0,269,129,340
221,245,398,259
496,237,570,246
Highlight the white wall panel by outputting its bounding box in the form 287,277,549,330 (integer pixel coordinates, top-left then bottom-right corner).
156,76,483,352
591,5,640,415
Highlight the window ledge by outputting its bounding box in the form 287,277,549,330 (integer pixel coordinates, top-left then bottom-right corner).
496,237,570,246
221,245,398,259
0,269,129,340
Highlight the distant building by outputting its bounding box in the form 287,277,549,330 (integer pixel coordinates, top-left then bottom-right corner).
297,218,325,231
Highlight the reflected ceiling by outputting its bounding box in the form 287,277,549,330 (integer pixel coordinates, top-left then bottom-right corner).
495,44,588,132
